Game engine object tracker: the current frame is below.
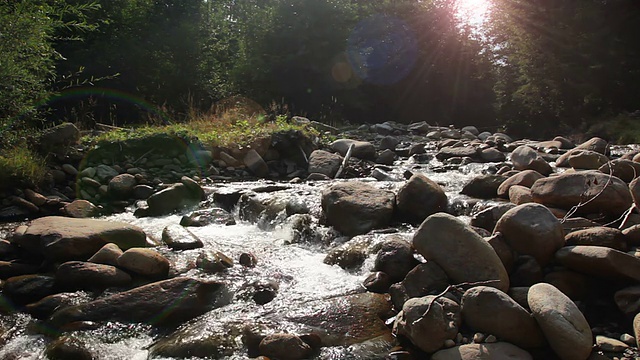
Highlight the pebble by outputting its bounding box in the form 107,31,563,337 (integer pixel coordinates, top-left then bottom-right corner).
597,335,629,352
473,333,485,343
620,333,636,346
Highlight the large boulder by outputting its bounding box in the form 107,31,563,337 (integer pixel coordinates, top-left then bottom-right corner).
435,146,479,161
396,173,448,224
599,159,640,183
461,286,545,348
48,277,230,327
117,248,170,279
321,182,395,236
460,175,507,199
55,261,131,290
555,245,640,282
108,174,137,199
16,217,147,262
413,213,509,292
431,342,533,360
389,261,450,310
470,203,516,231
556,137,609,167
531,170,632,216
330,139,376,160
564,226,627,251
143,181,204,217
568,150,609,170
393,295,461,353
243,149,269,177
494,203,565,266
527,283,593,360
259,334,313,360
307,150,342,178
373,237,415,283
38,123,80,152
510,145,552,176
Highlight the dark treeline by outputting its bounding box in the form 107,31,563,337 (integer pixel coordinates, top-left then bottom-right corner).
2,0,640,139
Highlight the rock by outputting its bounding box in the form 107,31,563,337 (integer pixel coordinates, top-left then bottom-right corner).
55,261,131,290
480,147,506,162
508,185,533,205
17,216,147,262
132,184,154,199
196,250,233,273
161,224,204,250
3,274,57,304
45,336,94,360
461,286,544,348
63,199,99,218
259,334,313,360
308,150,342,178
630,177,640,210
470,202,516,231
38,123,80,152
239,252,258,267
9,196,39,213
565,227,626,251
373,237,415,282
614,285,640,315
634,313,640,348
555,245,640,281
376,149,397,165
409,121,431,134
389,261,450,310
528,283,592,360
330,139,376,160
143,183,202,217
244,149,269,177
556,137,610,167
596,335,628,352
436,146,479,161
599,159,640,183
485,233,516,273
379,136,400,151
26,292,92,320
117,248,170,279
531,170,632,216
24,189,47,207
460,174,506,199
568,150,609,170
321,182,395,236
0,261,40,279
48,277,229,327
494,203,565,266
251,280,278,305
363,271,393,293
413,213,509,292
544,270,590,300
180,208,236,227
324,235,375,269
87,243,123,266
431,342,533,360
396,173,448,224
94,164,119,182
393,295,461,353
496,170,545,198
510,255,543,287
108,173,137,199
510,145,552,175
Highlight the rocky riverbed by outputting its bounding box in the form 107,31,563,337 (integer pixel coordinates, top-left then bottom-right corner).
2,120,640,359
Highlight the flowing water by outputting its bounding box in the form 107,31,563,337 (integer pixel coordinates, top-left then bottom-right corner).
0,157,489,359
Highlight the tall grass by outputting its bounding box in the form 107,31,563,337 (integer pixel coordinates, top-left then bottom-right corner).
0,147,47,189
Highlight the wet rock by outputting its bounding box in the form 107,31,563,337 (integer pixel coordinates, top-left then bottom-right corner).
389,261,450,310
436,146,479,161
364,271,393,293
568,150,609,170
510,145,552,175
308,150,342,178
117,248,170,279
196,250,233,273
49,277,229,327
469,202,516,231
132,184,154,199
393,295,461,353
614,285,640,315
252,280,278,305
108,173,137,199
376,149,397,165
239,252,258,267
141,183,202,217
0,261,40,279
0,240,20,261
331,139,376,160
430,342,533,360
63,199,99,218
528,283,592,360
413,213,509,291
4,274,57,305
161,224,204,250
324,235,374,269
45,336,94,360
26,291,92,320
396,173,448,224
461,286,544,348
321,182,395,236
87,243,123,266
17,216,147,262
460,174,506,199
555,245,640,281
244,149,269,177
55,261,131,290
373,237,415,282
494,203,564,266
259,334,313,360
508,185,533,205
565,227,627,251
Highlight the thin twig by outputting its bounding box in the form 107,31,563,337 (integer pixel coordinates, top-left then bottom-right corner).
335,143,355,179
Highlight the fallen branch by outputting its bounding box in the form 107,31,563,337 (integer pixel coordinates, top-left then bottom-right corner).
334,143,355,179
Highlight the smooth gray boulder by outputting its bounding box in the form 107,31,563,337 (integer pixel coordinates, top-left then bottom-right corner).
555,245,640,281
161,224,204,250
396,173,448,224
413,213,509,292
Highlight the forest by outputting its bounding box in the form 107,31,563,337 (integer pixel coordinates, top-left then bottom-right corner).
2,0,640,142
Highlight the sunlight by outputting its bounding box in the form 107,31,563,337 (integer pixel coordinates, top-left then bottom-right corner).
455,0,492,27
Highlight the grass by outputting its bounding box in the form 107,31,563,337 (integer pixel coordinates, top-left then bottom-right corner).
586,113,640,144
0,146,47,190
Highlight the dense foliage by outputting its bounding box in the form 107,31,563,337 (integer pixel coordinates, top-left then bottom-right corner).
2,0,640,140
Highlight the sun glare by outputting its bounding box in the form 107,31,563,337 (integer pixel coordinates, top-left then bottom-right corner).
455,0,492,27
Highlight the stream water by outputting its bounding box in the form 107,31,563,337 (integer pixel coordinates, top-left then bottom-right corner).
0,157,488,359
